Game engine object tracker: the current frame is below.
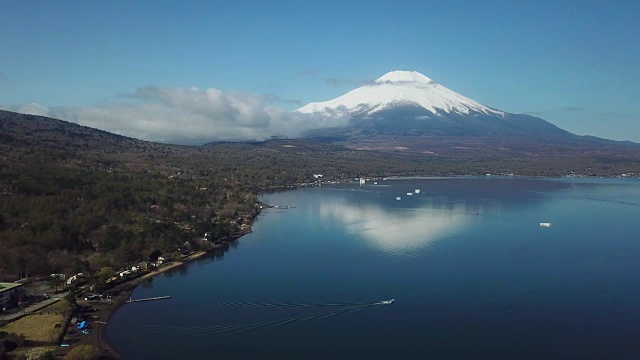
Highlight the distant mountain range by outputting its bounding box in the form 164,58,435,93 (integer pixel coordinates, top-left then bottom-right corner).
296,70,638,155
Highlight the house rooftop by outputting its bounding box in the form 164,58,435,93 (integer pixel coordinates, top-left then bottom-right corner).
0,282,24,294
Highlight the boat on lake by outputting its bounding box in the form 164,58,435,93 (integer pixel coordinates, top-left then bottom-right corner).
380,299,395,304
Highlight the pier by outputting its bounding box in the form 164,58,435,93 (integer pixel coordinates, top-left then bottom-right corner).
126,296,171,303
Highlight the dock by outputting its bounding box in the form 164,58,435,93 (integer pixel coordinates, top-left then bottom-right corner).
126,296,171,303
273,205,295,209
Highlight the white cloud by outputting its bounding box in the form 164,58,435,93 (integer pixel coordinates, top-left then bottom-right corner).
2,87,349,144
9,103,51,117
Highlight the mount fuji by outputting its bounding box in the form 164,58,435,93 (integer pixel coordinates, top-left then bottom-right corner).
296,70,592,153
298,70,504,118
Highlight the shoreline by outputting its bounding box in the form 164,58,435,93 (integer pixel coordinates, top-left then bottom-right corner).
95,235,248,359
89,176,635,358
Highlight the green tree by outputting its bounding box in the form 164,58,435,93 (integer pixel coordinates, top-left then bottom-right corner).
96,267,114,281
64,292,77,308
48,275,65,292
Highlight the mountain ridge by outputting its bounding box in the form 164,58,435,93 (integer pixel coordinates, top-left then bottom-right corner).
295,70,640,153
1,108,639,178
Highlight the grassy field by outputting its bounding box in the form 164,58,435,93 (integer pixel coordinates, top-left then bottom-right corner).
0,313,64,343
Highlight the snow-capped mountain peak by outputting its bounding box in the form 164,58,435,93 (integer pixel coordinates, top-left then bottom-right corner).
297,70,503,117
375,70,434,84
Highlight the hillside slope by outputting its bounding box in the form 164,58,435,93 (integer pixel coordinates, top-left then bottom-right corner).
1,109,639,279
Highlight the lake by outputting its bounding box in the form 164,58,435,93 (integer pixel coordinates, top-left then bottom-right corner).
107,177,640,359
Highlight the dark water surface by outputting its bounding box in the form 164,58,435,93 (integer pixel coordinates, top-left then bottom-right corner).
108,177,640,359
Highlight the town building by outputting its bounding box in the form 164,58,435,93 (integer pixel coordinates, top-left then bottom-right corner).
156,254,174,266
0,282,26,311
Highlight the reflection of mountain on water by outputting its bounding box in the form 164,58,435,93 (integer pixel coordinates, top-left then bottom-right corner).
320,202,468,255
318,178,573,255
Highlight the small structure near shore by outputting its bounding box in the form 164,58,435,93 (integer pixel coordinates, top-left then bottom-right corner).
126,296,171,303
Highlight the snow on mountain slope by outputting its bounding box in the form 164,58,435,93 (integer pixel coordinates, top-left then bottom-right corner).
297,70,504,118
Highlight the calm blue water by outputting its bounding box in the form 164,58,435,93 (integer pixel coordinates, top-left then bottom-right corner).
108,177,640,359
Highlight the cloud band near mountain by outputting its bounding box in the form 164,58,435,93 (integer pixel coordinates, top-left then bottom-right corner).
2,87,349,145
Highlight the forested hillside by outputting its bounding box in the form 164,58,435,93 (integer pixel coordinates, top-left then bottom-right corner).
1,110,638,279
0,111,429,279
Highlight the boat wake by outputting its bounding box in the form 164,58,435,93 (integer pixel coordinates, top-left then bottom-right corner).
148,300,394,337
147,304,374,336
203,301,373,309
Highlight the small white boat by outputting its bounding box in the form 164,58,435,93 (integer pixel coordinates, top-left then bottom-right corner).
396,197,401,200
414,189,421,194
540,222,551,228
380,299,395,305
406,192,413,196
373,182,378,185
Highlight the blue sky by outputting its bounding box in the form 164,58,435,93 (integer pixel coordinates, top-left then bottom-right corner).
1,0,638,143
